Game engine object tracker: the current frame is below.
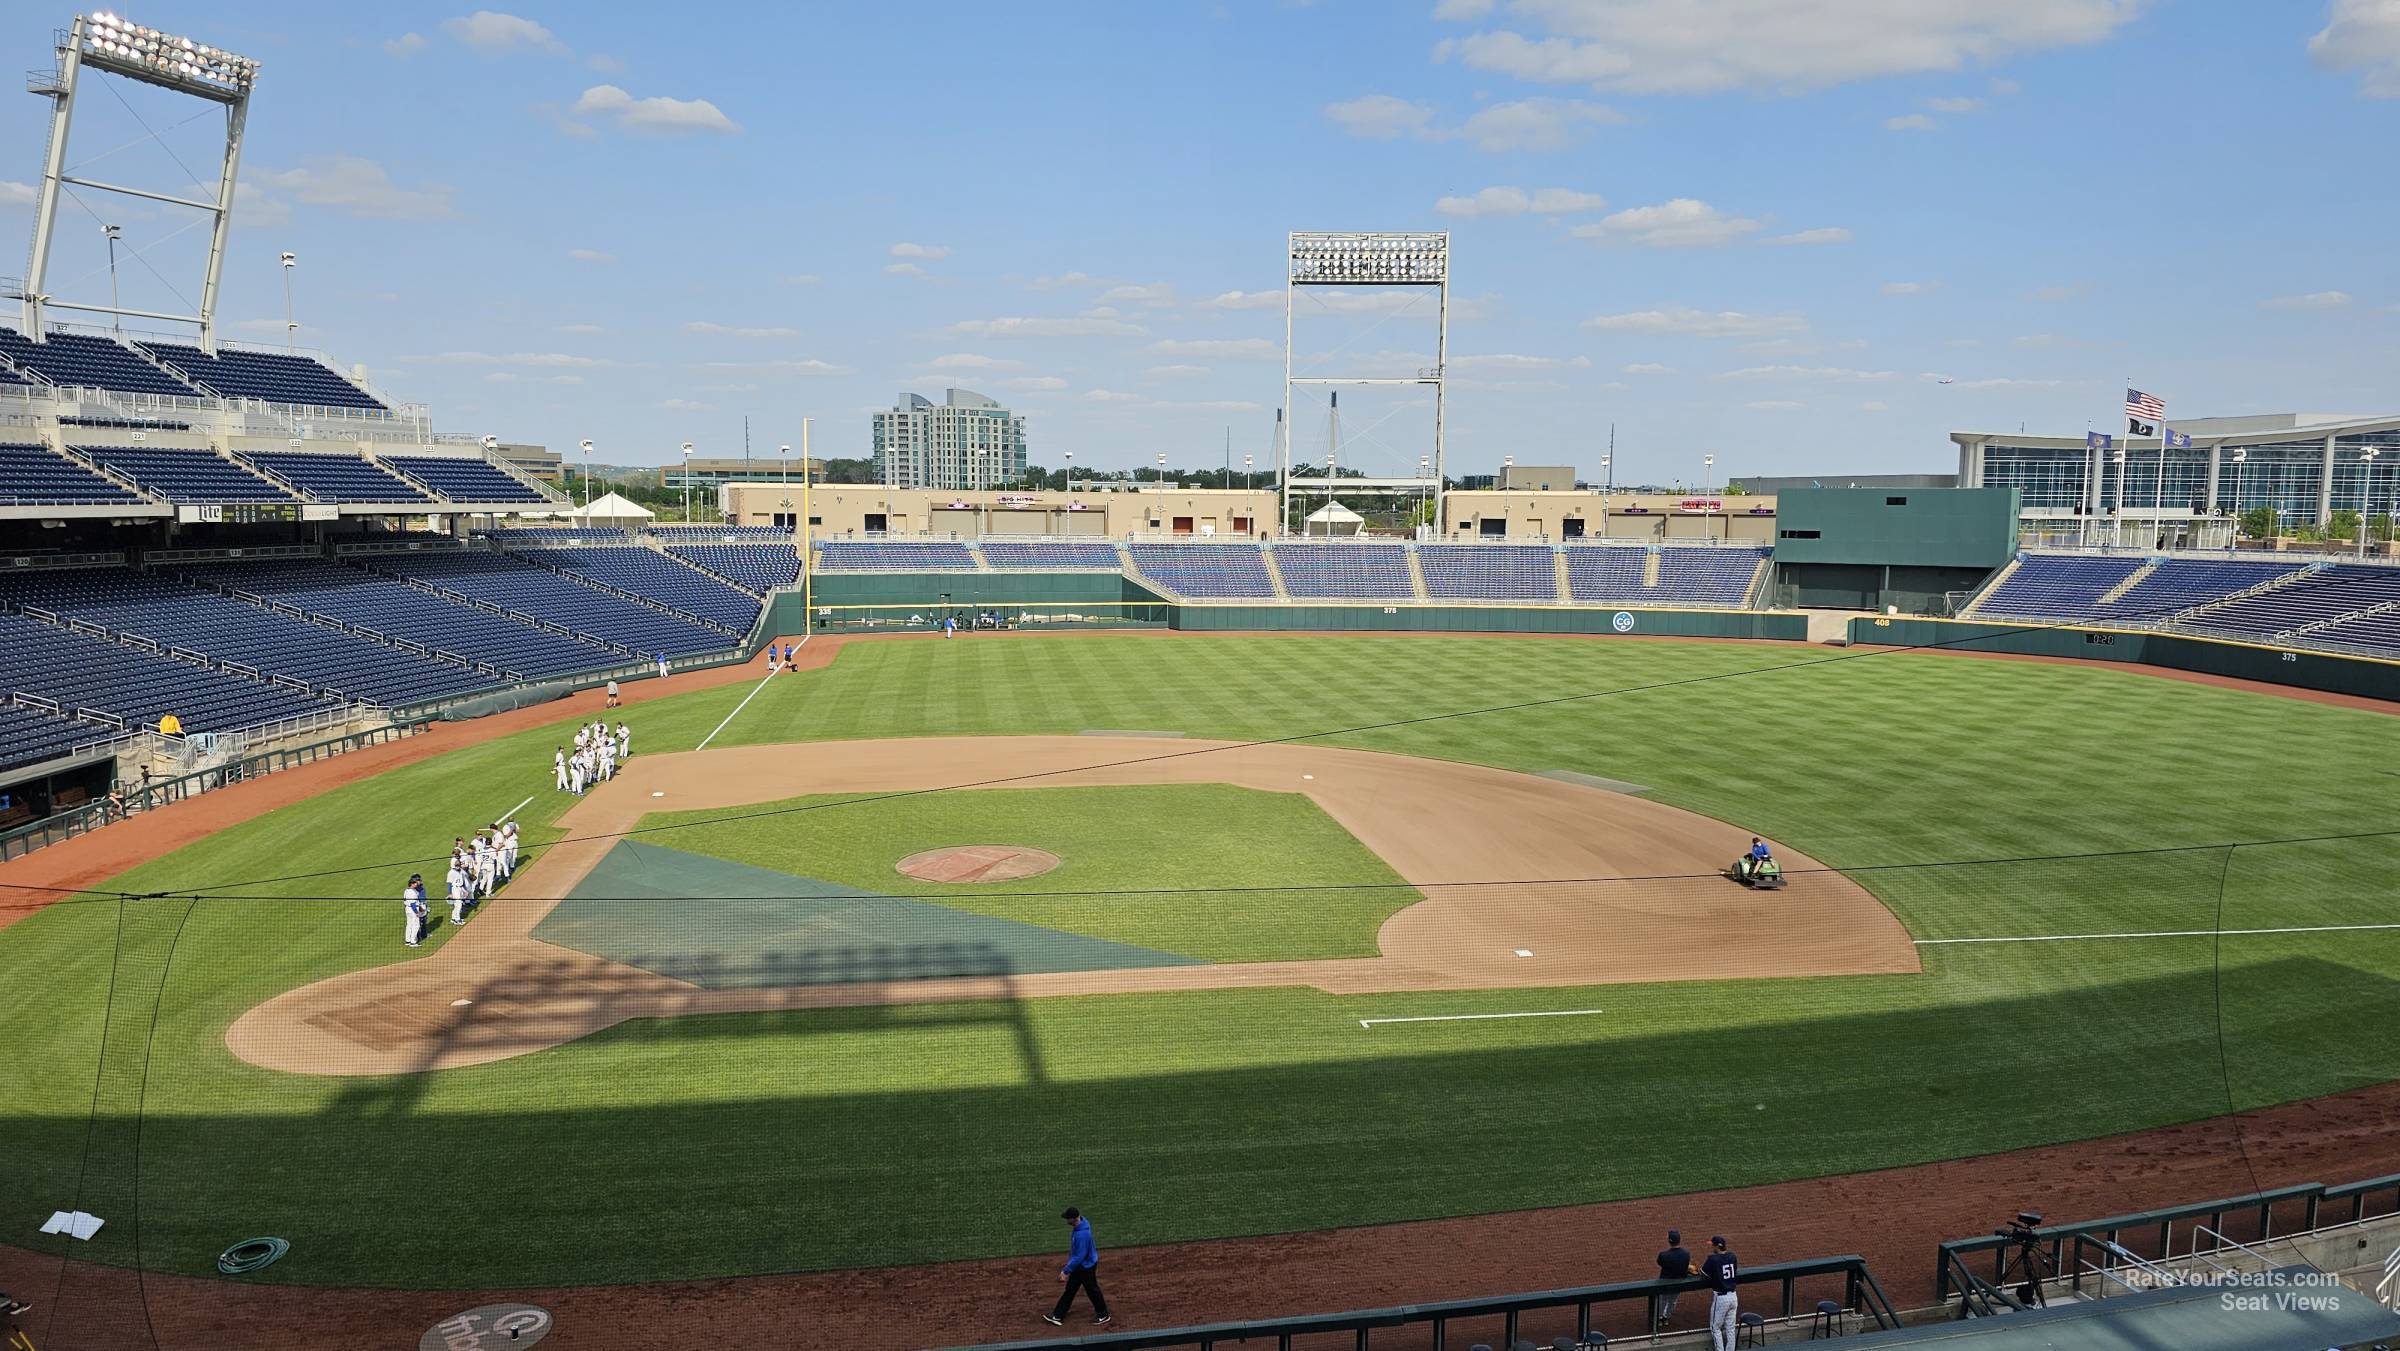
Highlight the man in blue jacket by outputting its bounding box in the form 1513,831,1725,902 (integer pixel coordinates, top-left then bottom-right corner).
1043,1206,1112,1327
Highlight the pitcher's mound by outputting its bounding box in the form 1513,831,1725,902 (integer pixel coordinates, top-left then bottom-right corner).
896,845,1061,884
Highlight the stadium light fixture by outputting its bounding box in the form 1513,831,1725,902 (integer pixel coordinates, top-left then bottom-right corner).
1283,230,1450,535
681,441,695,521
1287,232,1447,285
279,250,297,352
79,11,260,102
1063,449,1074,493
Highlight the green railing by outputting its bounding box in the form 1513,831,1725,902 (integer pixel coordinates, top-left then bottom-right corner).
0,720,427,863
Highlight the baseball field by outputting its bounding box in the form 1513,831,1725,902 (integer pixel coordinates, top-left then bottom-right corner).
5,631,2400,1305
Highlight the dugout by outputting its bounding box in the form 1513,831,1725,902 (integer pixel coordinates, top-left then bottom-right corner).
1768,487,2020,614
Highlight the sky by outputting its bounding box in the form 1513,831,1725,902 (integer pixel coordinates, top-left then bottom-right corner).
0,1,2395,486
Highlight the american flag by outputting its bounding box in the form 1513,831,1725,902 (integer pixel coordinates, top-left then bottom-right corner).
2125,387,2165,422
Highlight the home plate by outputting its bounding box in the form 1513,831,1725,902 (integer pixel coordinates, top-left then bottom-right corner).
1514,949,1534,958
651,791,665,797
1302,774,1313,780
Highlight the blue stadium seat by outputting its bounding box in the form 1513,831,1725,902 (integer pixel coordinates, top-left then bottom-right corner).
135,340,387,411
2184,563,2400,652
243,450,433,504
1562,545,1649,603
176,557,621,680
380,455,548,504
516,546,762,630
1652,545,1767,607
0,441,145,505
0,327,201,398
0,701,104,772
1416,545,1557,601
1269,542,1414,598
0,609,336,733
814,539,977,571
364,550,735,656
649,525,792,542
1972,555,2147,620
0,566,493,705
667,544,802,592
76,445,294,503
979,540,1124,570
1126,542,1275,598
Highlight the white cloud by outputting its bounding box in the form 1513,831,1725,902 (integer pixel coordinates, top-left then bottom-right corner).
409,350,615,368
1324,94,1620,152
891,242,952,260
586,52,624,74
1717,364,1896,382
1622,362,1674,374
384,32,428,58
554,323,606,335
486,371,583,386
1573,199,1764,248
0,181,36,209
566,248,615,264
1322,94,1436,140
1096,282,1177,308
573,84,740,135
1453,98,1628,151
1859,400,1891,412
1452,352,1585,371
1146,364,1210,379
1761,227,1853,246
1025,271,1111,291
250,156,458,220
1880,280,1934,296
441,11,567,55
884,262,929,277
946,316,1149,338
1147,337,1281,360
2312,0,2400,97
660,397,715,412
1435,2,2142,95
926,353,1021,371
1743,400,1805,411
1084,389,1141,403
1924,373,2068,389
994,376,1069,391
690,359,848,377
1080,306,1123,319
1884,113,1938,131
1196,289,1286,311
1583,307,1808,339
1434,185,1608,218
2010,333,2078,347
1927,95,1987,113
683,321,800,339
2259,290,2354,311
1434,0,1495,17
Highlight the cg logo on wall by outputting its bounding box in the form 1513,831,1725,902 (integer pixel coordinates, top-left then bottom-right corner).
421,1304,554,1350
1611,611,1635,633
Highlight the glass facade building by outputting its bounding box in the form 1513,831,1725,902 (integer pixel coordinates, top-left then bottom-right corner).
871,389,1028,492
1958,418,2400,529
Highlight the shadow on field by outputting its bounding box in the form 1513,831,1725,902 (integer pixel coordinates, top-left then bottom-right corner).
10,946,2400,1351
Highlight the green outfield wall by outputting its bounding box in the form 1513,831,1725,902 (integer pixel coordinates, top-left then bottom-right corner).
779,573,1806,641
1851,616,2400,702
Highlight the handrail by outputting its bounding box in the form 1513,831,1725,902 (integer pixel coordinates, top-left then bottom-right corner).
944,1254,1893,1351
1936,1179,2356,1304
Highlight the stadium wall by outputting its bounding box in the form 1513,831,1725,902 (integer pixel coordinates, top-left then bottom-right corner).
1850,616,2400,702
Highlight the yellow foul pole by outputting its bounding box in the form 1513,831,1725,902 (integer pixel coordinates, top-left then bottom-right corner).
800,416,813,640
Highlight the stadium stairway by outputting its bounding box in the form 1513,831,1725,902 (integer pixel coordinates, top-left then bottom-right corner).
1743,552,1774,607
1957,557,2022,618
1550,549,1573,601
647,539,770,596
1259,546,1291,600
2282,593,2400,642
1405,549,1429,600
2154,565,2320,630
1642,550,1662,588
2095,562,2157,606
55,443,152,499
497,547,746,638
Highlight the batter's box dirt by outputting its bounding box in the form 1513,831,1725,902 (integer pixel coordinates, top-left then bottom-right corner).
896,845,1062,883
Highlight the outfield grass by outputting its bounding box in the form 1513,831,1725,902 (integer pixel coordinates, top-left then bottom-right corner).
643,784,1415,962
4,633,2399,1288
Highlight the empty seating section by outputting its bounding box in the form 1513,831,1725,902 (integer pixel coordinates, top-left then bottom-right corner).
0,701,95,772
381,455,548,503
2102,559,2299,618
979,541,1124,570
0,610,332,733
649,525,790,542
369,551,732,656
1653,546,1767,607
1126,543,1275,598
0,328,198,397
668,544,801,592
521,547,761,631
2185,565,2400,647
814,540,976,571
0,441,144,504
1271,544,1414,598
0,567,489,705
137,341,385,410
1562,546,1649,603
78,446,293,503
1416,545,1558,601
244,451,431,503
1972,555,2147,620
179,558,614,678
483,527,618,544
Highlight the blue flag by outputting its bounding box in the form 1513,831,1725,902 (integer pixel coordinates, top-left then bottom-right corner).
2086,431,2114,451
2162,427,2192,449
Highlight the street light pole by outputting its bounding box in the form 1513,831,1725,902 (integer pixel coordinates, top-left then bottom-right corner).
1063,450,1073,494
680,441,693,522
1599,453,1612,539
103,224,123,333
578,438,593,510
1703,452,1717,540
280,251,297,352
2359,447,2379,560
2229,448,2246,550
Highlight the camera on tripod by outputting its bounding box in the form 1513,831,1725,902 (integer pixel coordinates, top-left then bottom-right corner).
1995,1211,2044,1242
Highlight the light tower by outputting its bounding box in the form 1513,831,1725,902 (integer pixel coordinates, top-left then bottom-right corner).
1282,231,1448,535
20,11,261,350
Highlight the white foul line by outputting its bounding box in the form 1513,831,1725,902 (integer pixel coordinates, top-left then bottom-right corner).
1918,922,2400,946
1359,1007,1606,1030
497,794,535,825
695,638,805,753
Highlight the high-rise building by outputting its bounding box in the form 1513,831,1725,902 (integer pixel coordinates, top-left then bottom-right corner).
871,389,1028,491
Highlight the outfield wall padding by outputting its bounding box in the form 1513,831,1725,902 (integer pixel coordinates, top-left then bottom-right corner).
1850,617,2400,703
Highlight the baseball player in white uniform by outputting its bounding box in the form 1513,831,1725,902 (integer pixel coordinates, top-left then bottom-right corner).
500,820,519,879
554,748,568,792
447,857,471,924
404,875,429,946
616,722,630,762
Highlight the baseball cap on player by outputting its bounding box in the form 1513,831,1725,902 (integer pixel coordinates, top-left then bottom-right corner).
1711,1235,1728,1248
